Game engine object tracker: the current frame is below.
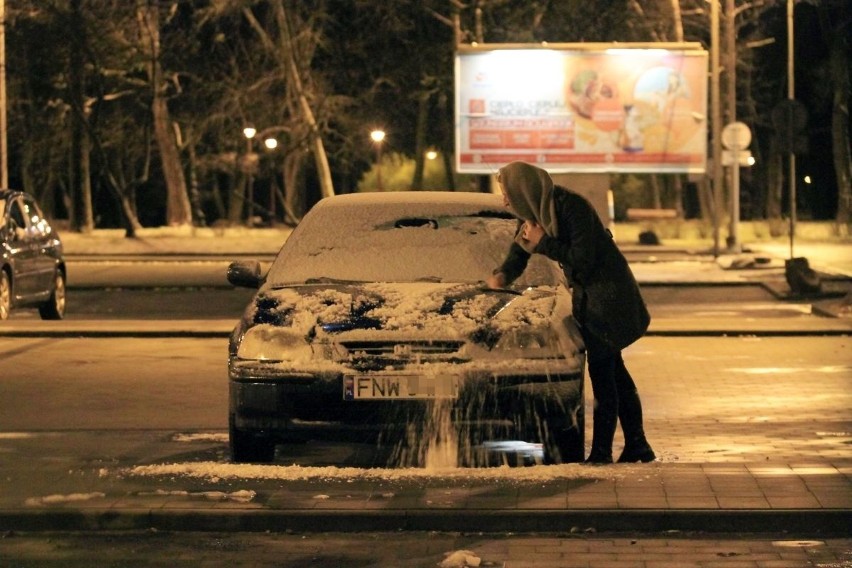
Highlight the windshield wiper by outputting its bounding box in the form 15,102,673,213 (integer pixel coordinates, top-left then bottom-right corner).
477,283,522,296
302,277,364,284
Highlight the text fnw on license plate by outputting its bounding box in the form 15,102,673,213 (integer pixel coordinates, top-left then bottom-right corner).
343,374,459,400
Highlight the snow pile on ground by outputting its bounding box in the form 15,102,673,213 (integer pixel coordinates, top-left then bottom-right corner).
138,489,256,502
122,461,629,483
25,492,106,507
172,432,229,443
440,549,481,567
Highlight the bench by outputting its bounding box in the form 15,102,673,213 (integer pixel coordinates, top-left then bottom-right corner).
625,208,678,221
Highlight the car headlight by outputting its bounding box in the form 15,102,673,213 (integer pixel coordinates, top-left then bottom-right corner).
494,327,562,357
237,325,312,361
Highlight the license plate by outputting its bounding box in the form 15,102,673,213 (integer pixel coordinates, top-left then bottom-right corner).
343,375,459,400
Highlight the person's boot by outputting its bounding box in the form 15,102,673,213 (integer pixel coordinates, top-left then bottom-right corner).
617,442,656,463
583,402,616,465
616,384,656,463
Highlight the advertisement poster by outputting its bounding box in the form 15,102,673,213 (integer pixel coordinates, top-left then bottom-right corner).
455,45,708,174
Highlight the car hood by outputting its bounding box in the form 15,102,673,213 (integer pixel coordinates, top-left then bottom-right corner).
245,282,559,342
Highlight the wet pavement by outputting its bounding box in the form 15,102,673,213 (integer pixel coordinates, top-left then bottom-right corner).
0,236,850,545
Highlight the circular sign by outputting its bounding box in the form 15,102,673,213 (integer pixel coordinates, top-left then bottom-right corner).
722,121,752,150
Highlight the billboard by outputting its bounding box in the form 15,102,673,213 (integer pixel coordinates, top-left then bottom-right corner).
455,44,708,174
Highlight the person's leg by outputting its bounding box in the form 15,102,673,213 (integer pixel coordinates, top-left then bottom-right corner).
585,349,618,463
612,354,656,463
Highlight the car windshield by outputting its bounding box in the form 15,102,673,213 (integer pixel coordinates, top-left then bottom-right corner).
266,194,558,287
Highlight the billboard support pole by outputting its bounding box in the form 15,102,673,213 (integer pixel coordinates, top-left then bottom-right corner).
710,0,722,257
787,0,796,260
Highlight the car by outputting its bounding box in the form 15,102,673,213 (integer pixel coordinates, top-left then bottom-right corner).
0,189,66,320
226,191,585,466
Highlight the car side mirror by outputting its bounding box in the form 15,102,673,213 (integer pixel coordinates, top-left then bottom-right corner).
227,260,263,289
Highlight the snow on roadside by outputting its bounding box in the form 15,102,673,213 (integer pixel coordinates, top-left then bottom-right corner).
25,493,106,507
122,461,629,483
171,432,229,443
138,489,256,503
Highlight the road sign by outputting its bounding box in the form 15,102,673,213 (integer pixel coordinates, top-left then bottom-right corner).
722,149,753,167
721,121,752,150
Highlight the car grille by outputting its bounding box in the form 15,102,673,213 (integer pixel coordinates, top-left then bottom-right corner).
340,340,463,357
338,340,467,372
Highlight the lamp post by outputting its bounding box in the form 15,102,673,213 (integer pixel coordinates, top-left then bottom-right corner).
243,127,256,226
263,137,277,223
370,130,385,191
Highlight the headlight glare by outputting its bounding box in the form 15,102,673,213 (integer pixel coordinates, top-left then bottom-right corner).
237,325,311,361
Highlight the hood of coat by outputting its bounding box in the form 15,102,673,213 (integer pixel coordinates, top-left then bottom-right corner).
498,161,559,239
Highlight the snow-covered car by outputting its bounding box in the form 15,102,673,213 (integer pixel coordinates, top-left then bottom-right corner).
0,189,66,320
226,191,585,465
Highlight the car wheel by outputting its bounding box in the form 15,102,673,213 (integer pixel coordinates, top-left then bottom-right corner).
517,389,585,465
0,270,10,320
229,414,275,463
38,269,66,320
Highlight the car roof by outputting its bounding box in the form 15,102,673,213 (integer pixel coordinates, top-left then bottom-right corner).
312,190,504,214
0,188,28,201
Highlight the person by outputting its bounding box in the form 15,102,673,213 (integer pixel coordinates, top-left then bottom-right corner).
486,161,656,464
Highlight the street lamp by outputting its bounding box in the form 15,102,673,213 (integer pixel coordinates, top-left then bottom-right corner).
370,129,385,191
426,149,438,161
243,127,256,226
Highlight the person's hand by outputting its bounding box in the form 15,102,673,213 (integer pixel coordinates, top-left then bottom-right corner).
485,272,506,289
522,221,545,247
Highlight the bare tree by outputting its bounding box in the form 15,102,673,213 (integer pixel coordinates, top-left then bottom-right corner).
819,3,851,228
135,0,193,226
242,2,334,203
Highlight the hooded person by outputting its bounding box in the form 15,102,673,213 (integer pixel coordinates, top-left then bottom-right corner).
488,161,656,464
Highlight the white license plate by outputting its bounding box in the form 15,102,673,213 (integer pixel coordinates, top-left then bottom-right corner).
343,375,459,400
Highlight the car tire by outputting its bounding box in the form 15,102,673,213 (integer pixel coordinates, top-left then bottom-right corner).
38,269,66,320
520,390,585,465
229,414,276,463
0,270,10,320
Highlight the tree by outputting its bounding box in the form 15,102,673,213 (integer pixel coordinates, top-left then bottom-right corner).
818,0,851,228
136,0,193,227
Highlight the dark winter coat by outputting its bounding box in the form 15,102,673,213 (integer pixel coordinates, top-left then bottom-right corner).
497,186,650,352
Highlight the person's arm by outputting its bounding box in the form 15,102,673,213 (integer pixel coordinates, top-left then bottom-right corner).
488,222,531,287
533,195,599,284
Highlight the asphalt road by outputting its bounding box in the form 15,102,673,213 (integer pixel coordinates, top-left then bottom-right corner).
1,259,849,566
1,335,848,465
2,530,848,568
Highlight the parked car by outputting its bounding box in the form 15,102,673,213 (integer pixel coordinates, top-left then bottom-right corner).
227,191,585,465
0,189,66,320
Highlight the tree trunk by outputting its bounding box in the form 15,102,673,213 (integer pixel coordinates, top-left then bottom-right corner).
829,27,851,227
69,0,94,232
412,91,430,190
273,3,334,200
138,1,192,227
650,174,662,209
228,166,246,225
282,150,306,224
186,134,206,227
442,151,456,191
766,149,784,236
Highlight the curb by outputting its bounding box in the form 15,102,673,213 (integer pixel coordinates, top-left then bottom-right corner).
2,509,849,536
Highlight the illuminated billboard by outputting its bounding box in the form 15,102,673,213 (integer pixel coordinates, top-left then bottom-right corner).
455,44,708,174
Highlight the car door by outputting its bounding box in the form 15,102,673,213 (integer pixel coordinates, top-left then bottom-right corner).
5,197,38,299
20,196,56,294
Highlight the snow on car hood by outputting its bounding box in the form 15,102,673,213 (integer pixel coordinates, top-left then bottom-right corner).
246,282,558,341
